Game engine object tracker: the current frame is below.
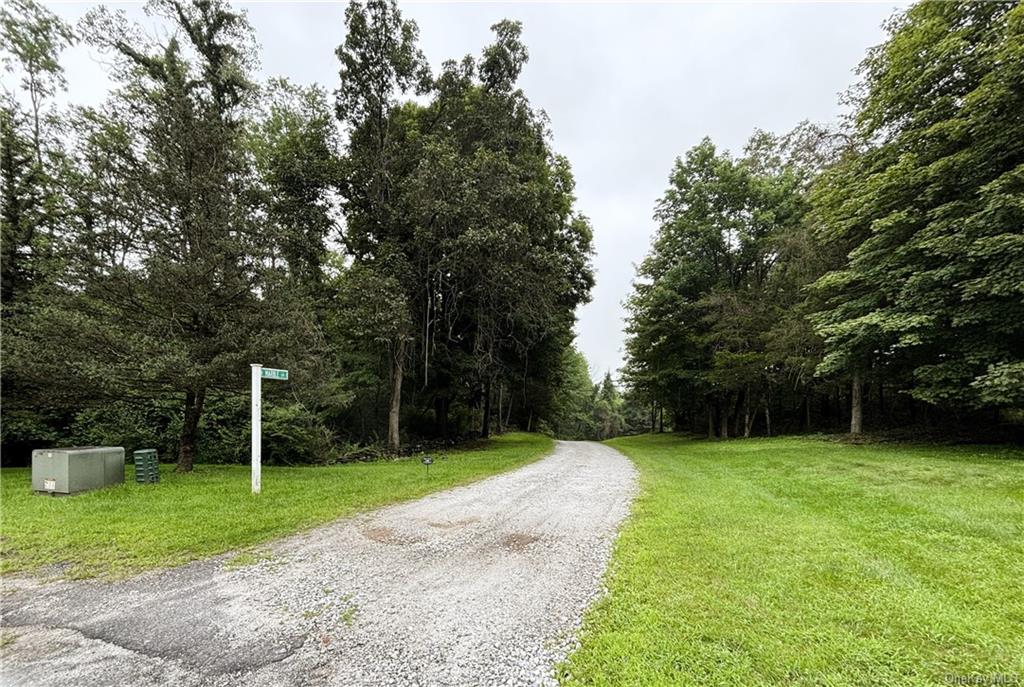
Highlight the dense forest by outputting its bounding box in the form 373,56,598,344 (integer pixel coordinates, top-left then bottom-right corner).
2,0,1022,469
622,1,1024,439
1,0,607,468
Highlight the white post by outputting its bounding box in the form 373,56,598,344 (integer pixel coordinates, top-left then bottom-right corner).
251,363,262,494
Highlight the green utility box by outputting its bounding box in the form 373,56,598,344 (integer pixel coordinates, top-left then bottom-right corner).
133,449,160,484
32,447,125,495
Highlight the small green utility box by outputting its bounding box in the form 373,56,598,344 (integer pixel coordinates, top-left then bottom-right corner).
133,449,160,484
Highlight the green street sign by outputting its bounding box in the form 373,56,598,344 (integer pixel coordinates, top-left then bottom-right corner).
261,368,289,380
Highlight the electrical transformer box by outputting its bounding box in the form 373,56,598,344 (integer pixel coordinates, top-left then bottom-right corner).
32,447,125,495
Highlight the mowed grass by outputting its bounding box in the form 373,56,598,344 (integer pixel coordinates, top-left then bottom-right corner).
561,435,1024,687
0,432,551,579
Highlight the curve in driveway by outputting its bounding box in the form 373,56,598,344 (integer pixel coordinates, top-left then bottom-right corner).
1,440,637,687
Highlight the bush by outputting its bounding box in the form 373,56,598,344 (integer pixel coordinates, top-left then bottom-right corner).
62,395,338,466
70,401,179,459
262,403,336,465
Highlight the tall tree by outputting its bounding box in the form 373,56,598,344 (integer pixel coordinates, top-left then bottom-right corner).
0,0,74,302
335,0,429,451
9,0,317,471
0,0,74,167
249,79,340,289
413,21,593,439
0,0,75,462
623,129,824,438
336,7,593,447
810,1,1024,421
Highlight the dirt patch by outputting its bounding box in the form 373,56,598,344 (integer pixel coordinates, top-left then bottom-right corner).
361,527,401,544
500,533,541,552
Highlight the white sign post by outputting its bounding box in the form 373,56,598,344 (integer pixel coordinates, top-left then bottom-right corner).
251,364,262,494
251,364,289,494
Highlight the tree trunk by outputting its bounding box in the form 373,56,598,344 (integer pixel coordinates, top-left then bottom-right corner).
850,371,863,435
720,395,730,439
497,384,504,433
764,400,772,438
658,405,664,433
732,392,743,438
650,402,656,434
30,78,42,168
387,341,405,451
434,395,449,437
481,378,492,439
878,383,885,425
707,403,715,439
805,394,811,432
744,390,754,438
177,388,206,472
504,393,514,430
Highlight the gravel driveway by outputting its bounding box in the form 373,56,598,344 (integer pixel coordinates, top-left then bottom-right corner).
1,440,637,687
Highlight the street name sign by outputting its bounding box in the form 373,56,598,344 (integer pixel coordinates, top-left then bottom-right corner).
251,364,289,494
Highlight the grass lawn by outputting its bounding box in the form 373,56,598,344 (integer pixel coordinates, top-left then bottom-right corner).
560,435,1024,687
0,432,551,579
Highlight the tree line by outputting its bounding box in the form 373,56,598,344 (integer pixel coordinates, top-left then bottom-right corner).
623,1,1023,439
0,0,597,469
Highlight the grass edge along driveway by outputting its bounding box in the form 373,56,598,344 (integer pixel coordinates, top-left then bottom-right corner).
0,432,553,579
559,434,1024,687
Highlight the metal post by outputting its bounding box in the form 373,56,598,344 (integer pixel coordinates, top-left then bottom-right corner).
251,363,262,494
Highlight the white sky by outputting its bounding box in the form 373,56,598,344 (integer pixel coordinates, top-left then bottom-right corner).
45,0,901,382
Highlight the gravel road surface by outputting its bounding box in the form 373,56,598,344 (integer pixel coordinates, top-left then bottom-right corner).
1,440,637,687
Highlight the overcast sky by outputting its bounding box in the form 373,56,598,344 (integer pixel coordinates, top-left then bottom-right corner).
48,0,902,381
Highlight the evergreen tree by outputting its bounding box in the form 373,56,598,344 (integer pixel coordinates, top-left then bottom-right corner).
9,0,320,470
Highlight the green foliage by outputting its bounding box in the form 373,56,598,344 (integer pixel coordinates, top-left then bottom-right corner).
335,0,429,128
0,0,74,178
592,373,627,440
0,407,62,449
69,401,178,458
6,0,308,471
545,348,599,440
248,79,340,287
624,2,1024,435
545,351,639,440
1,0,77,465
623,127,828,436
0,0,74,95
561,434,1024,685
2,0,593,464
972,362,1024,408
260,403,336,466
335,2,594,444
810,2,1024,408
0,100,45,302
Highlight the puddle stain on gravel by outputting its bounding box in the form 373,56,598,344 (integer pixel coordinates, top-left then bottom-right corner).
500,533,541,552
361,527,401,544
